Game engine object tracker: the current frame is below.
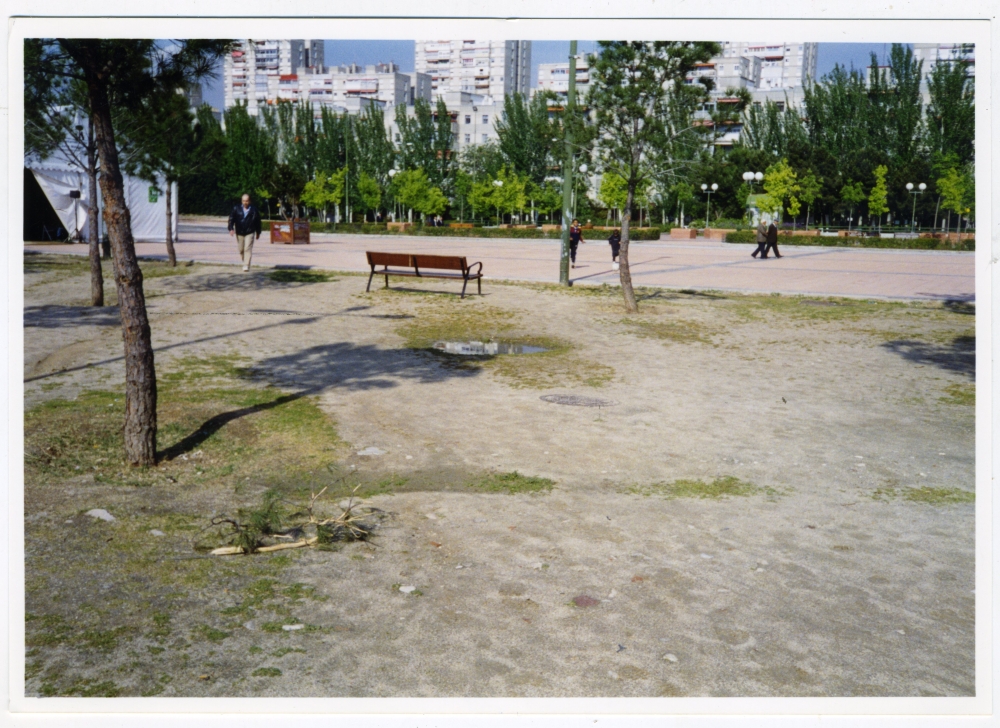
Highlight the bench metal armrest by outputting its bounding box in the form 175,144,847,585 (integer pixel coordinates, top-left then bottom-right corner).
466,261,483,277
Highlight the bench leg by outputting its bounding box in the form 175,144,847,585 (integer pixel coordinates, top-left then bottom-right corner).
461,276,469,299
384,273,390,289
366,269,375,292
477,277,482,295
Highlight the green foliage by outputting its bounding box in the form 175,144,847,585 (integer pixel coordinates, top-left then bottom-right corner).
868,165,890,228
272,164,306,219
936,166,973,218
627,476,776,499
390,168,447,218
355,171,382,219
221,103,277,204
598,172,628,212
470,471,555,494
723,230,970,250
738,98,808,159
496,91,559,184
757,159,800,221
252,667,283,677
925,46,975,164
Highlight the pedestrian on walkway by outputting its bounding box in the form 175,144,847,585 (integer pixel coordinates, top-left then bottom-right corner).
763,218,782,259
608,228,621,270
752,217,768,258
228,194,262,272
569,219,585,268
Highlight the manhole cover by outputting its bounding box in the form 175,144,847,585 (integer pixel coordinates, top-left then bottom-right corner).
540,394,618,407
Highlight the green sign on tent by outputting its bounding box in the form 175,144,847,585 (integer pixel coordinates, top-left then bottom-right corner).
148,186,159,203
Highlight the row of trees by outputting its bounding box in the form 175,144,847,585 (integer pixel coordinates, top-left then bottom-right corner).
682,44,975,232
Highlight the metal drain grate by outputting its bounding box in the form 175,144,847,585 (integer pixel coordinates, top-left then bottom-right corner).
540,394,618,407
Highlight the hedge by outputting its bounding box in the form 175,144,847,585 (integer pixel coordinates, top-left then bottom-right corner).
309,223,661,241
723,229,974,251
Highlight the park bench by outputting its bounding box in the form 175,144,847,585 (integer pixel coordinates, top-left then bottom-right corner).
365,252,483,298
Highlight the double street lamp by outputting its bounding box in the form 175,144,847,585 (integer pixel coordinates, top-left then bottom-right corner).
906,182,927,232
701,183,718,228
742,171,763,223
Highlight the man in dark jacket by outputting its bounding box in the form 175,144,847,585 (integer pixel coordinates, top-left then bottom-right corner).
228,194,262,272
763,218,782,259
608,229,621,270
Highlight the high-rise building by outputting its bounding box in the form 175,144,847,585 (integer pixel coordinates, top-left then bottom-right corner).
223,39,325,114
535,55,590,100
414,40,531,100
911,43,975,79
720,42,818,90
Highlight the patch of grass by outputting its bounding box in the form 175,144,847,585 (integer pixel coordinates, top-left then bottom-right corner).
249,646,263,654
79,627,127,651
272,647,307,657
195,625,231,643
940,383,975,406
252,667,282,677
25,354,344,492
44,678,122,698
616,316,714,345
150,612,172,639
139,260,195,279
470,471,555,494
627,476,778,499
871,485,974,504
266,269,337,284
394,299,614,389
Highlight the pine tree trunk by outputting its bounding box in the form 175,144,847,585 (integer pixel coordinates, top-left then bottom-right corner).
76,45,158,467
164,179,176,267
86,114,104,307
933,195,941,231
619,184,639,314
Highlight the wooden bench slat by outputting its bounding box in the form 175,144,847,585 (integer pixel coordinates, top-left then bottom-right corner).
367,251,411,267
412,254,467,271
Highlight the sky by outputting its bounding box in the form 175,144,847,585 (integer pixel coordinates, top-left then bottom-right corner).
200,41,897,110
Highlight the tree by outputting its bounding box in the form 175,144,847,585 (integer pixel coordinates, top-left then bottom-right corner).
353,104,394,215
355,172,382,221
925,47,975,165
120,88,209,266
23,73,105,305
868,165,890,232
840,180,866,231
390,168,447,222
797,170,823,229
179,105,230,216
496,91,558,184
598,172,628,222
739,97,807,160
221,103,276,206
272,163,306,219
301,168,346,222
936,165,973,236
27,39,231,466
757,158,800,224
672,181,695,226
588,40,719,313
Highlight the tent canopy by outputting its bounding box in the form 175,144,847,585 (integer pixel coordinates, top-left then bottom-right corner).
25,143,178,243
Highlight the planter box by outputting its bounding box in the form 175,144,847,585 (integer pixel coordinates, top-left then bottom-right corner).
790,229,820,236
540,224,561,232
387,222,413,232
270,220,310,244
514,224,537,229
701,227,727,239
670,227,697,239
449,222,474,229
837,230,856,237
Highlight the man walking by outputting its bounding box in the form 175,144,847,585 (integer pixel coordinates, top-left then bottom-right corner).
569,219,585,269
228,194,262,272
608,228,621,270
763,218,782,259
751,217,768,258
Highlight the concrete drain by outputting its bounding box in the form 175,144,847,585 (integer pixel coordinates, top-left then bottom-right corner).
540,394,618,407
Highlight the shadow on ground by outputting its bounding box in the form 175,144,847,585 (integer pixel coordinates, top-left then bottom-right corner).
252,342,481,393
24,305,120,329
882,335,975,377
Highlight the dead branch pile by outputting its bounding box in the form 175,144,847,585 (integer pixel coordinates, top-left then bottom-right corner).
204,486,385,556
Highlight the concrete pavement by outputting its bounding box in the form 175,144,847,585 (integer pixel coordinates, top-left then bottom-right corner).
25,217,976,301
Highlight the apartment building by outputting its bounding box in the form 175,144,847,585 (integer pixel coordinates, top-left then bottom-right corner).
288,63,431,109
415,40,531,100
535,55,590,100
224,39,326,114
912,42,975,78
384,90,503,155
720,42,818,90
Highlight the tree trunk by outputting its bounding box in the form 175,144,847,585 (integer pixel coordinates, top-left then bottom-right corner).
619,183,639,314
74,43,158,467
86,113,104,307
164,178,176,267
933,195,941,231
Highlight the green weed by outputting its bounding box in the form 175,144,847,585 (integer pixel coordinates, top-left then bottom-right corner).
940,383,975,406
627,476,776,499
470,471,555,494
267,269,337,284
252,667,282,677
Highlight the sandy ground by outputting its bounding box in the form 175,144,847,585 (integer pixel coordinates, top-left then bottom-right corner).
22,255,975,698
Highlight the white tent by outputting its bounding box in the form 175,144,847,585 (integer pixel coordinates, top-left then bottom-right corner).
25,153,178,243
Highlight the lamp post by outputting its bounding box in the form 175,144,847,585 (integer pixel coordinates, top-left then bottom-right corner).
559,40,578,286
575,163,587,220
701,183,718,229
906,182,927,232
742,171,763,224
493,179,503,225
388,169,397,222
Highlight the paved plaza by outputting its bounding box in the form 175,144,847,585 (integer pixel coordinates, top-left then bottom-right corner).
25,216,976,302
